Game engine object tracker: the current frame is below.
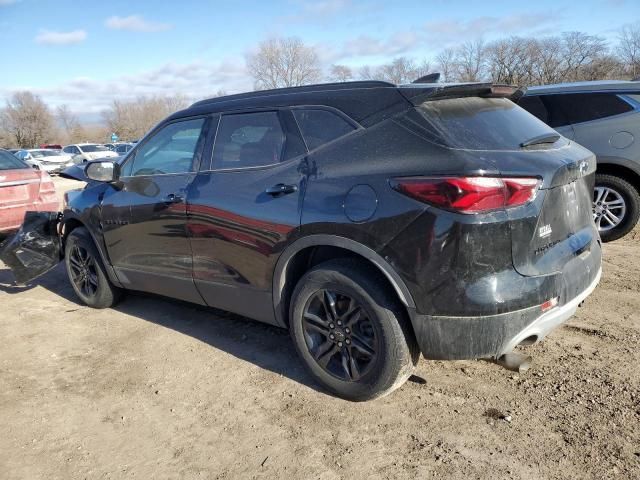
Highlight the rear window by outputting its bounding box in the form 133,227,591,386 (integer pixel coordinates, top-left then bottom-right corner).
404,97,557,150
292,109,356,150
0,150,29,170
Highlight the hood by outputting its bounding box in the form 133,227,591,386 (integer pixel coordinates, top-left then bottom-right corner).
38,154,73,164
86,151,118,160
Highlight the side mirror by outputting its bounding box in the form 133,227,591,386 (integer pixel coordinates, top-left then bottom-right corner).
85,161,119,182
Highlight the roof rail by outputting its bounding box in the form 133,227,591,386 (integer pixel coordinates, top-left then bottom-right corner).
190,80,396,107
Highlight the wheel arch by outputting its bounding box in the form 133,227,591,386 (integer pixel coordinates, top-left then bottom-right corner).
61,213,123,288
272,235,415,328
596,157,640,193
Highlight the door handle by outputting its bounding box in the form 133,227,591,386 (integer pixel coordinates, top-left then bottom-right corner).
165,193,184,204
265,183,298,196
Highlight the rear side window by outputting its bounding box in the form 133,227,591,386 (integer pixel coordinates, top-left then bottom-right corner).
518,96,549,124
0,150,29,170
540,93,633,126
292,109,356,150
212,112,285,169
403,97,557,150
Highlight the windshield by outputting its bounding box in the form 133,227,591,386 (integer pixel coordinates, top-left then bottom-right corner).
404,97,563,150
80,144,109,153
30,150,61,158
0,150,29,170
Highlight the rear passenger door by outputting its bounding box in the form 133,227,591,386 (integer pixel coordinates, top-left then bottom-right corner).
186,109,308,324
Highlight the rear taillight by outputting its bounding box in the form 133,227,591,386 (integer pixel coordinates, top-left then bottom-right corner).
35,170,58,209
391,176,540,213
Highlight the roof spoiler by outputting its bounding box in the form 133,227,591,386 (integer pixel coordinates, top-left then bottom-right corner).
400,82,527,105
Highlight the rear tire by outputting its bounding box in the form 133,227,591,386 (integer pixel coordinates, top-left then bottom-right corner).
594,173,640,242
289,259,419,401
65,227,122,308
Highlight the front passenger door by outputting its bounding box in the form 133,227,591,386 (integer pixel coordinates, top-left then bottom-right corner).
101,116,210,304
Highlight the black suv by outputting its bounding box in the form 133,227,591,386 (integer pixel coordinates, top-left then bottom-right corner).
2,81,602,400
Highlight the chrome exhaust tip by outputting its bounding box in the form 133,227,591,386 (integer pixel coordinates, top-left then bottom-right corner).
494,352,532,373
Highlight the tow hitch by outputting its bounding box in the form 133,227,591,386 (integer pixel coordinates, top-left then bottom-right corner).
0,211,63,285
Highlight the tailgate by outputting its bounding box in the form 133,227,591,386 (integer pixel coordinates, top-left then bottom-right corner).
511,171,597,277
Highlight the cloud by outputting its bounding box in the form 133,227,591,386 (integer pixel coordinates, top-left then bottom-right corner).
279,0,353,25
0,59,250,117
34,29,87,45
340,30,422,58
105,15,172,32
424,12,561,46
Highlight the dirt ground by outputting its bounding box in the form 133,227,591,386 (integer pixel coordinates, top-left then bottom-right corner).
0,177,639,480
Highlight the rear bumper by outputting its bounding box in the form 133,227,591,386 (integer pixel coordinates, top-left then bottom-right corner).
410,255,602,360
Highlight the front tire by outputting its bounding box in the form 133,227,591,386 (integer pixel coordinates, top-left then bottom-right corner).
594,174,640,242
65,227,122,308
289,259,419,401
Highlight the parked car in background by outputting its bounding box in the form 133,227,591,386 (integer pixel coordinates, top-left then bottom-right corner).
14,149,74,174
0,149,58,235
518,80,640,241
113,143,134,155
39,144,63,150
62,144,119,163
1,81,602,400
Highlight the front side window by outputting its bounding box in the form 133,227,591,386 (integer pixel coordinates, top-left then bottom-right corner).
293,108,356,151
212,112,285,169
127,118,206,176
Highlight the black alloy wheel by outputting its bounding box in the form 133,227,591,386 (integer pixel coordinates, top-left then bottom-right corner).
302,289,379,381
68,244,99,298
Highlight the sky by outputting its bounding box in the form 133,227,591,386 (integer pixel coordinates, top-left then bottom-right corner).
0,0,638,121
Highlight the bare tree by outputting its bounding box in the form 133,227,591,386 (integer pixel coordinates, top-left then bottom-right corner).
559,32,608,82
617,23,640,78
329,64,353,82
0,91,56,148
57,104,85,144
455,40,487,82
102,94,190,141
246,37,322,90
436,48,457,82
357,65,375,80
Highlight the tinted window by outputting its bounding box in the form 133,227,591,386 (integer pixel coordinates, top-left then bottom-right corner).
542,93,633,126
518,96,549,124
405,97,558,150
128,118,205,176
293,109,356,150
212,112,285,169
0,150,29,170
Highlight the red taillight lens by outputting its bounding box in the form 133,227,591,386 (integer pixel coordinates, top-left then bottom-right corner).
392,176,540,213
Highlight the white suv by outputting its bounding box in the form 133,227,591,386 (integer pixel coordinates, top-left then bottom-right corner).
62,144,119,163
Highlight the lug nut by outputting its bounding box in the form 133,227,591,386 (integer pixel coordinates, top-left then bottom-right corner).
346,339,351,344
337,320,342,326
330,334,335,340
338,342,343,347
345,328,350,334
329,323,335,329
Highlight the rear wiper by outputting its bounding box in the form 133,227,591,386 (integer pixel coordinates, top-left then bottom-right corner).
520,133,561,148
